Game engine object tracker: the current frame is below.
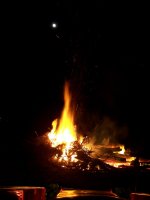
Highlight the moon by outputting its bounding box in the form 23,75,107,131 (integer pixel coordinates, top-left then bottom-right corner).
51,22,57,28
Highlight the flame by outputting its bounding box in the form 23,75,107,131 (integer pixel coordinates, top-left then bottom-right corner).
48,83,77,146
118,145,125,154
48,82,82,163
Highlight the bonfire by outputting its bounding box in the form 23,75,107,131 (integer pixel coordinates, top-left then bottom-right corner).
47,82,150,172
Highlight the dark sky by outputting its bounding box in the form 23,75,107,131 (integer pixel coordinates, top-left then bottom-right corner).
0,1,149,185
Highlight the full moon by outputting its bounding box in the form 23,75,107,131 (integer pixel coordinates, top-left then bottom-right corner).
51,22,57,28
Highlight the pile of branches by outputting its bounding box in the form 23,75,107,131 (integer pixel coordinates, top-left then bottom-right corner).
49,139,115,172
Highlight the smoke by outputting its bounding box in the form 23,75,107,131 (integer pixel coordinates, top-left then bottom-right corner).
88,116,128,146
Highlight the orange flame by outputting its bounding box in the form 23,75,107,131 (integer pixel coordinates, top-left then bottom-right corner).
48,82,82,162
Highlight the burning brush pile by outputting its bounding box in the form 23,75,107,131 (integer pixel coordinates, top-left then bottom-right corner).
47,82,150,172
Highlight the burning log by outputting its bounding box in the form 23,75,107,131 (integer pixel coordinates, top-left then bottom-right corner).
76,149,115,171
98,146,122,154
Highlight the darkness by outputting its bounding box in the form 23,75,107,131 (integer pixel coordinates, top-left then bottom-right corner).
0,1,149,186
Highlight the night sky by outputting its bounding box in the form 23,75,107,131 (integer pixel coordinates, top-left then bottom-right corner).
0,1,148,185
